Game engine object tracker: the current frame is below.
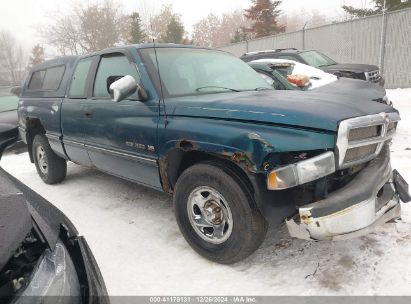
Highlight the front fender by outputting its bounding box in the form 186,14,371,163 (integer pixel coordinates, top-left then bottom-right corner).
159,117,336,225
160,116,336,172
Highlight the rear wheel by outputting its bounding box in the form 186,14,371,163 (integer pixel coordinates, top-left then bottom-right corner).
174,162,268,264
33,135,67,184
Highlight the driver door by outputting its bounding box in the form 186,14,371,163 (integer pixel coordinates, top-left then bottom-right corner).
82,51,162,189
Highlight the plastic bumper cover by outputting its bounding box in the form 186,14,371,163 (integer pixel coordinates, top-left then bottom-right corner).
286,146,403,241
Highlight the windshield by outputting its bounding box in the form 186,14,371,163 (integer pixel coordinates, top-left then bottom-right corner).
0,95,18,112
299,51,337,68
139,48,272,97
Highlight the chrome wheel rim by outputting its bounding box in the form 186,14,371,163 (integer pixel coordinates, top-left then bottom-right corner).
36,145,48,174
187,186,233,244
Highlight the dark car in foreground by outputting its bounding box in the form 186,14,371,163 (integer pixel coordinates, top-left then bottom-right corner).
17,44,409,264
0,124,108,303
249,59,392,105
241,48,385,86
0,93,18,125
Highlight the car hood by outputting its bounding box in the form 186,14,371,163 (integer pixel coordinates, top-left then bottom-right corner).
167,90,396,132
313,78,386,101
0,171,32,270
322,63,378,73
0,166,81,270
0,110,18,126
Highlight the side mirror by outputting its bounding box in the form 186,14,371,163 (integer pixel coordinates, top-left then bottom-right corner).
10,86,22,97
108,75,148,102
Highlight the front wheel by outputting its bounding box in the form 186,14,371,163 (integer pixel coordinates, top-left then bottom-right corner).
174,162,268,264
33,135,67,184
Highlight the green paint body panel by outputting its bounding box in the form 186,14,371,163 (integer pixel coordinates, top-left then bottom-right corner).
17,44,399,224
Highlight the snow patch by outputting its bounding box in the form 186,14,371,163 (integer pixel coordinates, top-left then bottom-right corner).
0,89,410,295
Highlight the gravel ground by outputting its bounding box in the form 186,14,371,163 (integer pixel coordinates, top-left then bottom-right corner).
2,89,411,296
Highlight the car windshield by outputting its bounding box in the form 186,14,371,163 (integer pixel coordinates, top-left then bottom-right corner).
299,50,337,68
0,95,18,112
139,48,272,97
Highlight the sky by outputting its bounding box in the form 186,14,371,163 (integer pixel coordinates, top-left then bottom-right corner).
0,0,372,52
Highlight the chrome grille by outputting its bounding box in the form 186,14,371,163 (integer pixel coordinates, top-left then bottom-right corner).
344,144,378,162
336,112,400,169
348,125,381,142
365,70,381,83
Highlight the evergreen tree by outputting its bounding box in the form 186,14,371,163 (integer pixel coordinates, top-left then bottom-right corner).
128,12,146,44
28,44,45,68
231,29,248,43
244,0,284,38
343,0,411,18
160,16,185,44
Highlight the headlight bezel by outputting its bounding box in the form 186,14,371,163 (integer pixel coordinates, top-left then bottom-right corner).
16,240,81,304
267,151,336,190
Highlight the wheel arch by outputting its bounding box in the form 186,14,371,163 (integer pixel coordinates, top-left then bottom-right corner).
159,147,255,197
25,117,46,163
159,140,297,226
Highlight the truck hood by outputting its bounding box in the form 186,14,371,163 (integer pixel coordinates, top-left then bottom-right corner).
322,63,378,73
314,78,386,101
167,90,396,132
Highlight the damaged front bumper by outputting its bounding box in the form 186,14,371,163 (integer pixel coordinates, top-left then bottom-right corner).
286,146,408,241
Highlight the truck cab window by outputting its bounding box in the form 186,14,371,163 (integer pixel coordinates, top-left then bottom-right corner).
28,70,46,90
93,54,140,98
28,66,65,91
43,66,65,90
69,58,93,98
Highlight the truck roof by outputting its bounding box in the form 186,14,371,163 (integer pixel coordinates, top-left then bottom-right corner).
22,44,225,99
32,44,215,70
33,44,222,69
30,56,78,72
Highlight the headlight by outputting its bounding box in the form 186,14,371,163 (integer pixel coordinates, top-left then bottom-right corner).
16,240,81,304
267,151,336,190
334,71,354,78
383,95,393,106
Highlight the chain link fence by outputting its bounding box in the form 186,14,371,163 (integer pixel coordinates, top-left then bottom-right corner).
219,8,411,89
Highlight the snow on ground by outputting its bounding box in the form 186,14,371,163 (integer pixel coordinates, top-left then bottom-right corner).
2,89,411,296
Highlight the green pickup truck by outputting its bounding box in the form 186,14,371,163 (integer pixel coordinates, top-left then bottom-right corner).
17,44,410,264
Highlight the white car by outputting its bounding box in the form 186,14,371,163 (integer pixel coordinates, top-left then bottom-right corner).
250,58,338,89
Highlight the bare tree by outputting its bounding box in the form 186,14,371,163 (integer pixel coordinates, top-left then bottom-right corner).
137,0,156,40
150,4,177,41
44,11,82,55
0,30,27,85
192,13,221,47
192,10,250,47
42,0,128,55
219,11,250,45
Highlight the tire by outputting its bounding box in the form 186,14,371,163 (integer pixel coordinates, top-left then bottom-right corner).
32,134,67,184
173,162,268,264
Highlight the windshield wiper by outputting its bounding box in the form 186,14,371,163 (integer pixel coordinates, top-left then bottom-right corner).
195,86,240,92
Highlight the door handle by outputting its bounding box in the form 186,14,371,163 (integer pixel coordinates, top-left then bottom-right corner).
84,111,93,118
